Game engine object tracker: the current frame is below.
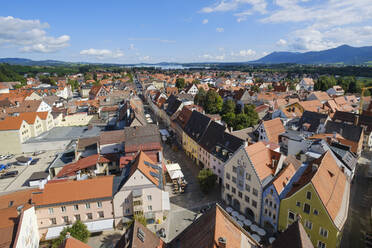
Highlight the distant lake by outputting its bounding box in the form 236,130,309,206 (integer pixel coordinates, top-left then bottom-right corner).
125,64,203,70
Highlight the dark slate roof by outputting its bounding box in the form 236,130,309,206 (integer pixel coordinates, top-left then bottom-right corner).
297,111,328,132
184,111,211,142
124,125,161,153
325,120,363,142
330,142,357,171
199,121,226,152
272,221,314,248
165,94,182,116
332,110,372,133
199,121,244,162
115,220,164,248
28,171,49,181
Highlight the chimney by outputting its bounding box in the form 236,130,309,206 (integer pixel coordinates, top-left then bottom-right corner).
354,115,359,126
312,164,319,172
218,237,226,248
244,141,248,147
333,132,337,139
65,232,71,239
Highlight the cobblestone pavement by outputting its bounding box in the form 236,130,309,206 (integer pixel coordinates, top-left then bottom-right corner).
87,230,125,248
162,141,221,211
341,154,372,248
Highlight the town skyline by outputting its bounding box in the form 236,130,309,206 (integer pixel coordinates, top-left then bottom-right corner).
1,0,372,63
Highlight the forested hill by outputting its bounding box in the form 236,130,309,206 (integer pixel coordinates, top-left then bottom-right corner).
253,45,372,65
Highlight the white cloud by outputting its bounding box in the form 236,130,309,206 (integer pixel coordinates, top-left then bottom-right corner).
129,44,135,50
201,54,225,60
202,19,209,24
262,51,269,56
80,48,124,59
0,16,70,53
276,39,287,46
231,49,256,57
201,0,267,14
261,0,372,51
216,27,224,32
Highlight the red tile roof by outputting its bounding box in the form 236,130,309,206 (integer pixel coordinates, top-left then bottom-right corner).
56,154,99,178
262,118,285,144
32,176,114,206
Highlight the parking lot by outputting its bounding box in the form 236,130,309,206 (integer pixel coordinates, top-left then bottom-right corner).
0,150,63,193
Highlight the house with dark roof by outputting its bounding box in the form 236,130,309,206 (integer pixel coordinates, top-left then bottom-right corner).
198,121,244,184
113,152,170,227
122,124,162,166
332,110,372,151
168,204,259,248
325,120,364,155
170,106,193,144
278,151,350,248
182,110,211,163
115,220,165,248
271,221,314,248
297,111,328,135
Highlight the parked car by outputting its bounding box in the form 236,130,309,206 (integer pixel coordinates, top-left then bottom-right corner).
33,151,45,156
0,155,5,161
1,171,18,179
30,158,40,165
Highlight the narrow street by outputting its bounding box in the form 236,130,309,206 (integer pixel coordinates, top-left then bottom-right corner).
341,161,372,248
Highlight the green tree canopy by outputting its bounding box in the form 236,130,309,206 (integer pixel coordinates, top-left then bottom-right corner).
175,78,186,89
40,76,56,86
192,79,200,84
221,99,236,115
314,75,337,91
52,221,89,248
204,90,223,114
222,112,236,128
68,79,79,91
197,169,217,194
194,87,206,106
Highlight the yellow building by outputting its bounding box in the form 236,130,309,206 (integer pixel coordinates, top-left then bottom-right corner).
278,151,350,248
182,111,211,165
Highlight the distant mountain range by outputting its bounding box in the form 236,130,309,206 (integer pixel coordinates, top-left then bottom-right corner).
252,45,372,65
1,45,372,66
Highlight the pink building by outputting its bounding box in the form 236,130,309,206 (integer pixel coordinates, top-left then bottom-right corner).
32,176,114,240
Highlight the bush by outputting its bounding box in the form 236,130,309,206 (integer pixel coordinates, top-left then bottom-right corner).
197,169,217,194
52,220,90,248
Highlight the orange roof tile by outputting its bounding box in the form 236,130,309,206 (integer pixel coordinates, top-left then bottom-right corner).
56,154,99,177
32,176,114,206
262,118,285,144
245,142,280,181
59,237,92,248
129,152,160,186
273,163,296,194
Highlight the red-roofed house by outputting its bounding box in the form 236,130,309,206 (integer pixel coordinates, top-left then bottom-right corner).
32,176,115,240
113,152,170,227
223,142,285,224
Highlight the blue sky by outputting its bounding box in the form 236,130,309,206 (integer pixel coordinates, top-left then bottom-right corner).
0,0,371,63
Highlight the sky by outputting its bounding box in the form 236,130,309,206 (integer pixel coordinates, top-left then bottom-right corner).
0,0,371,63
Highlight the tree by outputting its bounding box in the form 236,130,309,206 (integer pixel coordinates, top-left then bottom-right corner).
204,90,223,114
68,79,79,91
192,79,200,84
314,76,336,91
52,221,89,248
243,104,259,125
221,100,236,115
194,88,206,106
175,78,186,90
134,214,147,227
251,85,259,93
197,169,217,194
222,112,235,128
348,78,358,93
234,113,251,130
40,76,56,86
